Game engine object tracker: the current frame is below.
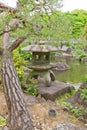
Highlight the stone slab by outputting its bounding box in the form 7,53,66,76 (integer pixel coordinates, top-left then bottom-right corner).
38,80,74,101
53,123,87,130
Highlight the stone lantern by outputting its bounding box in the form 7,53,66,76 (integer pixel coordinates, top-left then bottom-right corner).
22,41,59,87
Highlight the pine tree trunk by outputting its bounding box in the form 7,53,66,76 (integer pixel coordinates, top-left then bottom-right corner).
2,50,33,130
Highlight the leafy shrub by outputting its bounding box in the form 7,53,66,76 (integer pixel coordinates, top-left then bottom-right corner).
80,86,87,101
78,53,87,61
27,78,38,96
62,102,83,117
18,44,32,61
27,84,38,96
21,51,32,61
12,48,27,82
82,74,87,82
0,116,6,127
74,49,86,60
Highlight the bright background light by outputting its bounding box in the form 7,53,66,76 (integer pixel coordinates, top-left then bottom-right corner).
0,0,18,8
61,0,87,12
0,0,87,12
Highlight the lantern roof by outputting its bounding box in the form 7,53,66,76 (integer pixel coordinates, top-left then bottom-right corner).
21,44,59,52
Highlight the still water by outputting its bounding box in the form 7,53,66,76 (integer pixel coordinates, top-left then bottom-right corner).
54,60,87,84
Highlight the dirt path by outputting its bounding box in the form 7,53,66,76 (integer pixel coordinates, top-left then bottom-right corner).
29,99,85,129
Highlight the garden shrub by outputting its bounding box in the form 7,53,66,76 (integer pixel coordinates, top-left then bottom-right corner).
80,86,87,101
12,48,27,82
0,116,6,127
62,102,84,117
27,78,38,96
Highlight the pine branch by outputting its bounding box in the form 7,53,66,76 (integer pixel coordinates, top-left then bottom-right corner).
0,30,13,36
2,18,24,48
8,36,27,52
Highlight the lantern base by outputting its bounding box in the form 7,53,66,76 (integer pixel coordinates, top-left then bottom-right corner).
29,70,55,87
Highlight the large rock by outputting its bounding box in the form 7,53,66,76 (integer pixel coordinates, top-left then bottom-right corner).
24,93,36,105
67,82,87,107
81,57,87,63
59,45,73,53
53,123,86,130
52,62,70,71
55,51,74,62
67,83,87,122
37,81,74,101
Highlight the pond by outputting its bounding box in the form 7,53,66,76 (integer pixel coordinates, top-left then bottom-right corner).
54,60,87,84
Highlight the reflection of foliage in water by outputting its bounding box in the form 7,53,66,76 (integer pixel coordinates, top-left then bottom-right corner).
55,60,87,83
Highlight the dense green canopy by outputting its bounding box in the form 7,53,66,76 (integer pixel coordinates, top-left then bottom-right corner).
0,1,87,45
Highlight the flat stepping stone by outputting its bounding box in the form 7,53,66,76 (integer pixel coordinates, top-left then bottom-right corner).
53,123,86,130
38,80,74,101
24,93,36,104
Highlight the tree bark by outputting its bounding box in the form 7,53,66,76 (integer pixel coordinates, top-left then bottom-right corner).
0,5,34,130
0,48,3,55
2,50,33,130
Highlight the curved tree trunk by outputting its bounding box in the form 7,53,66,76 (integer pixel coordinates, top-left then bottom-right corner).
2,50,33,130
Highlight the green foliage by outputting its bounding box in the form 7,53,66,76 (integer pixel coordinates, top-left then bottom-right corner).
82,75,87,82
0,116,6,127
71,9,87,38
18,45,32,61
21,51,32,61
13,43,32,60
41,11,72,40
27,78,38,96
56,89,84,117
70,38,87,60
12,48,27,82
80,86,87,101
0,1,87,43
62,102,83,117
27,84,38,96
78,52,87,61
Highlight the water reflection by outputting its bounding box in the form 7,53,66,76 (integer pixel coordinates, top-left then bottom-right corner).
54,60,87,84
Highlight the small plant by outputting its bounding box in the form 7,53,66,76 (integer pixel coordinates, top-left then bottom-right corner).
18,44,32,61
80,86,87,101
78,52,87,61
21,51,32,61
27,78,38,96
27,84,38,96
12,48,27,82
0,116,6,127
62,102,83,117
82,74,87,82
